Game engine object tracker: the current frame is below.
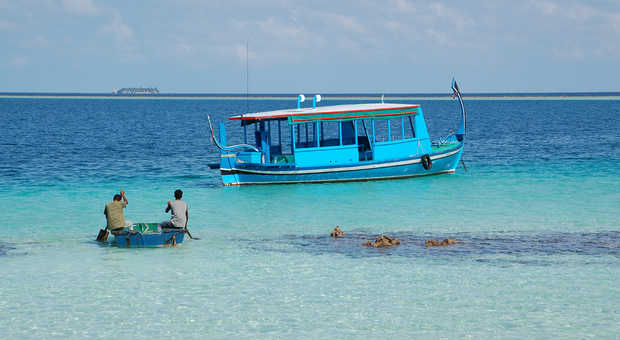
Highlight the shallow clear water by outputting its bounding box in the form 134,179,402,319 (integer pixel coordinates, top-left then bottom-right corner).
0,98,619,339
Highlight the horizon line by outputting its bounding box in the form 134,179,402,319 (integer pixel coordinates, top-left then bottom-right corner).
2,91,620,101
1,90,620,96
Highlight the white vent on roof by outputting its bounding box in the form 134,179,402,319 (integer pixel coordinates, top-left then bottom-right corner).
313,94,321,109
297,94,305,109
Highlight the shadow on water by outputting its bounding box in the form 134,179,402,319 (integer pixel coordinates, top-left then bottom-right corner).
242,230,620,264
0,242,17,256
0,242,30,257
85,239,115,248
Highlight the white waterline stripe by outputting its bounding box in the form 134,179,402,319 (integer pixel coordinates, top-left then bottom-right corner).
224,169,456,186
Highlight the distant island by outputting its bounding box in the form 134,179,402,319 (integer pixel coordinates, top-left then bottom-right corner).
112,87,160,95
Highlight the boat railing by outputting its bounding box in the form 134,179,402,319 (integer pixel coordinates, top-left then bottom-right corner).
207,114,259,152
373,136,428,145
432,129,459,147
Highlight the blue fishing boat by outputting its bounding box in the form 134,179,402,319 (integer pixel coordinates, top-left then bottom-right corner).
111,223,185,248
209,80,466,186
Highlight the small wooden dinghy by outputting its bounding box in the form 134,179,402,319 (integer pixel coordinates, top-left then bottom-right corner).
111,223,185,248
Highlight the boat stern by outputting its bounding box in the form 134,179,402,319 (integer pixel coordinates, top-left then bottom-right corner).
220,152,240,185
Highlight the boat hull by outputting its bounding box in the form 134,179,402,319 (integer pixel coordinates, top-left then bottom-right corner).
112,228,185,248
221,143,463,185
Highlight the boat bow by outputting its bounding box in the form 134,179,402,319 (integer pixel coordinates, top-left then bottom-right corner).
452,78,466,142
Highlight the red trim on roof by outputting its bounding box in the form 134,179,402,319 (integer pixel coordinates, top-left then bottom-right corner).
291,110,418,123
228,104,420,121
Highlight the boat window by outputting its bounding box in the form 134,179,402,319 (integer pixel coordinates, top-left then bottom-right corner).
269,121,279,146
253,122,262,149
275,119,294,156
319,121,340,147
356,119,372,147
239,122,252,146
341,121,356,145
373,119,389,142
390,118,403,141
294,122,316,149
404,116,416,139
268,120,284,156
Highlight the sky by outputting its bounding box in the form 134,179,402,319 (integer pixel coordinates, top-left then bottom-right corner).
1,0,619,93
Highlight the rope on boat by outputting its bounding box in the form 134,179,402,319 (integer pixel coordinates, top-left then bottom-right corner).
165,233,177,247
207,114,259,152
136,232,145,247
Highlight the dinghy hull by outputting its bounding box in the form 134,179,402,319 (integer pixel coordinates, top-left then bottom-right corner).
111,223,185,248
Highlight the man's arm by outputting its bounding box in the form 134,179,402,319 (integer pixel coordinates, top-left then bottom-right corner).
120,189,128,205
165,200,171,213
185,206,189,228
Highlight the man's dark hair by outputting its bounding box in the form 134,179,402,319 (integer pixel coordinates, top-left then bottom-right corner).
174,189,183,199
113,194,122,201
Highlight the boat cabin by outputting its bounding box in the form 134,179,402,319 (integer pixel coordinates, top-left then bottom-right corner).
219,101,432,169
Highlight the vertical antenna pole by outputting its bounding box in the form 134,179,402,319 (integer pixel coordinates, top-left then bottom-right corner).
245,42,249,115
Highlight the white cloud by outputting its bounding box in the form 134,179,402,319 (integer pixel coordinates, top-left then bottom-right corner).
424,28,449,45
0,19,16,31
0,0,14,10
318,12,365,34
428,2,474,31
256,17,305,41
226,16,321,63
613,13,620,34
384,20,404,32
61,0,98,16
531,0,558,15
100,10,134,43
526,1,620,59
3,0,620,91
392,0,417,14
552,45,585,61
234,43,261,62
20,35,50,48
175,42,194,56
12,56,29,66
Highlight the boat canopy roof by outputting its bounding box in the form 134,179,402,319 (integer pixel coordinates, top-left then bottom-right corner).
229,103,420,124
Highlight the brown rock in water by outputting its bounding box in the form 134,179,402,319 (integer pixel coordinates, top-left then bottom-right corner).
425,238,460,247
363,235,401,247
330,226,344,238
330,226,345,238
425,240,442,247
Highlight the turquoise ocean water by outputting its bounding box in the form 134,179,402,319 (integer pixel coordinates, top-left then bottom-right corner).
1,97,619,338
